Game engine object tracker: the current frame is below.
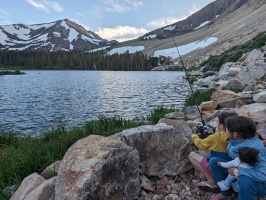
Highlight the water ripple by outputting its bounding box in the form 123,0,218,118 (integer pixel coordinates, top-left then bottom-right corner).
0,70,191,136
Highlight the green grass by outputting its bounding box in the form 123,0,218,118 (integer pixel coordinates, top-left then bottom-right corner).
0,108,173,199
184,89,216,106
147,106,176,124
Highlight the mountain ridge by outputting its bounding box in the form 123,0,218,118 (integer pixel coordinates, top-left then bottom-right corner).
0,0,266,65
0,19,118,52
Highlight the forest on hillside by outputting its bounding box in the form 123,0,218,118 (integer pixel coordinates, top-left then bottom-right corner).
0,50,160,71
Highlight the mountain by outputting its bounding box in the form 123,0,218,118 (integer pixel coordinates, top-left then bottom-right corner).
0,19,118,51
141,0,248,40
116,0,266,66
0,0,266,65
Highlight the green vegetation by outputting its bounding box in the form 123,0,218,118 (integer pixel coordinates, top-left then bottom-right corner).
147,106,176,124
0,107,174,199
184,89,216,106
0,70,25,75
200,31,266,72
0,50,158,71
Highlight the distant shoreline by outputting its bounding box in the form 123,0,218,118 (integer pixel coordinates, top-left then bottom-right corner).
0,70,26,75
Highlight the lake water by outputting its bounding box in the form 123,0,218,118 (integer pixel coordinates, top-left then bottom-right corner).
0,70,191,136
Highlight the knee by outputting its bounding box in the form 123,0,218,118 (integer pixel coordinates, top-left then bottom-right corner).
209,157,219,169
188,151,197,162
238,176,254,189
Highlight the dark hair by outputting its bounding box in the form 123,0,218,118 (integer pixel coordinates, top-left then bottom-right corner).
225,116,257,139
218,111,238,126
238,147,259,166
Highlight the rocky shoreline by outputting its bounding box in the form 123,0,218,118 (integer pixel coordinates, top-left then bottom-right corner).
9,45,266,200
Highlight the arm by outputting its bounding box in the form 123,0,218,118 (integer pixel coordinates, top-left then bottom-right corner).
219,157,240,168
191,133,219,151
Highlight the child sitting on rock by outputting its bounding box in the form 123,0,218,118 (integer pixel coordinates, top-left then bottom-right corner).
217,147,259,192
189,111,238,193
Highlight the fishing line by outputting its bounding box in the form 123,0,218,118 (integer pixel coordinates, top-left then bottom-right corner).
164,21,208,134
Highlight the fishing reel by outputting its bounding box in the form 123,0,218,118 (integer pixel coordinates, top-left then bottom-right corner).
196,124,205,134
196,123,211,139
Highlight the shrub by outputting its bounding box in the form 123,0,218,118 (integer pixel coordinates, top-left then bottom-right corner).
184,89,216,106
200,31,266,72
147,106,176,124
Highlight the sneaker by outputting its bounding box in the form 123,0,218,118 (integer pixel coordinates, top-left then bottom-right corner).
210,193,231,200
217,181,230,191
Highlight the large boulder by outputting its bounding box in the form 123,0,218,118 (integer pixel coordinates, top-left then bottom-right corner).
196,75,217,87
112,123,192,177
243,49,264,64
55,135,140,200
235,61,266,85
158,118,192,138
11,173,46,200
200,100,218,111
222,79,246,91
235,103,266,123
228,67,241,77
253,91,266,103
211,90,239,103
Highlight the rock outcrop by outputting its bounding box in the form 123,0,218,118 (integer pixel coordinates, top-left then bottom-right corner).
112,123,192,177
55,135,140,200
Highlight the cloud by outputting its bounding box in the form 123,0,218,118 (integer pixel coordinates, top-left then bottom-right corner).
0,9,11,24
147,16,187,28
189,4,200,15
44,1,63,12
101,0,143,13
77,12,86,19
89,4,104,18
25,0,63,13
0,9,9,16
96,25,148,41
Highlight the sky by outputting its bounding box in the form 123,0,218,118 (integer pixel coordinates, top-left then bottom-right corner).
0,0,215,42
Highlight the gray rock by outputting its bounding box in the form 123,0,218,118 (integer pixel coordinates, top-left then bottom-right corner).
25,177,56,200
55,135,140,200
113,124,192,177
253,91,266,103
222,79,246,91
41,161,61,179
235,61,266,85
10,173,46,200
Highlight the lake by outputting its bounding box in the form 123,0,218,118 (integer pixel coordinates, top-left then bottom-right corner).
0,70,190,136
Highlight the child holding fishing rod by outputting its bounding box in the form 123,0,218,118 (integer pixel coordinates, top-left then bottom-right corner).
189,111,238,193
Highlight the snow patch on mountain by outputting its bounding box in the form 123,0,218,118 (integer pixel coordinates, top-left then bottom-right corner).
154,37,217,58
164,25,176,31
144,34,157,40
194,21,210,30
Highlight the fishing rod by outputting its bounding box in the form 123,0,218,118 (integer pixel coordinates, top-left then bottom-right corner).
165,21,208,135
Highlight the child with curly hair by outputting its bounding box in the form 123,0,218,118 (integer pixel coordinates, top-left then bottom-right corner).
217,147,259,192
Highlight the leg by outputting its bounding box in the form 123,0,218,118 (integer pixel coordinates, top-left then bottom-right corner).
217,174,236,191
223,174,236,187
238,175,266,200
209,157,232,197
189,152,217,187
